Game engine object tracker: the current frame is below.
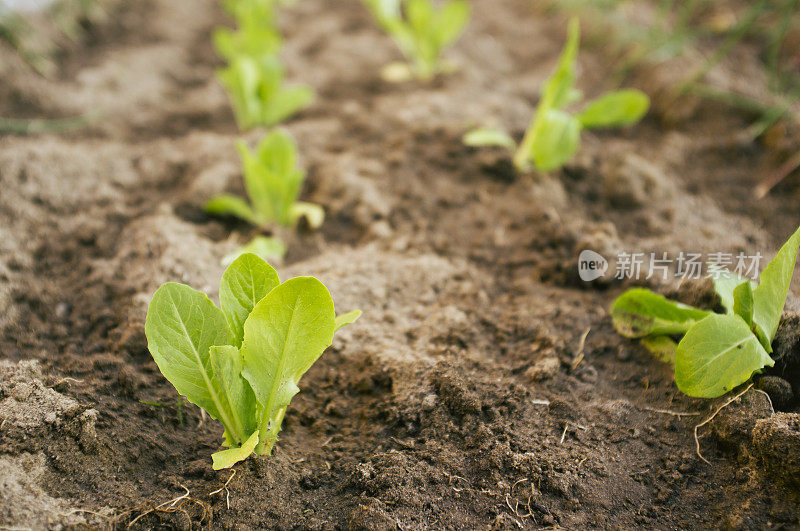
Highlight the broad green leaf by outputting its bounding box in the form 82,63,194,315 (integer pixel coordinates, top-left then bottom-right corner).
335,310,362,332
530,109,581,171
577,89,650,129
205,194,259,226
610,288,712,338
264,85,315,126
289,201,325,229
436,0,471,47
733,281,754,327
640,335,678,363
675,313,774,398
752,225,800,342
219,253,280,346
222,236,287,267
256,130,298,177
240,277,336,454
145,283,241,438
210,345,258,438
462,128,516,150
710,265,753,313
406,0,434,38
211,430,260,470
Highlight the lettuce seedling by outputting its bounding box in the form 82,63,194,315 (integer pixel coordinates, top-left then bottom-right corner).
610,226,800,398
145,253,361,469
363,0,471,81
206,130,324,229
463,18,650,172
217,55,314,130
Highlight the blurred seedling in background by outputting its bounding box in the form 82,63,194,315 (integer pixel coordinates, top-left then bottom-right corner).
549,0,800,187
145,253,361,468
362,0,471,82
206,130,324,231
610,226,800,399
214,0,313,129
215,0,282,62
464,18,649,172
217,55,314,130
0,0,109,76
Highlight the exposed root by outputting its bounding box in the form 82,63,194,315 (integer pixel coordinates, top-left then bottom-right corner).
694,384,754,464
122,484,211,530
209,470,237,510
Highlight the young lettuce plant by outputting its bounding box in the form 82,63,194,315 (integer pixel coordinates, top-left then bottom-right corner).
463,18,650,172
217,55,314,130
610,226,800,398
363,0,471,81
205,130,324,230
213,21,282,65
214,0,282,63
145,253,361,469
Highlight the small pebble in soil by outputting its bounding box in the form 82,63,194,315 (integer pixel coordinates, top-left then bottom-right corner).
525,357,561,382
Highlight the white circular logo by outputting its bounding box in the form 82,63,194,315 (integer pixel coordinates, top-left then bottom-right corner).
578,250,608,281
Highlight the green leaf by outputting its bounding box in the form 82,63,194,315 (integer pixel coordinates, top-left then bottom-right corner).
213,26,281,63
210,345,258,437
211,430,260,470
462,128,516,151
530,109,581,171
335,310,362,332
710,265,754,314
513,17,581,171
640,335,678,363
610,288,712,338
205,194,259,226
256,129,298,176
732,281,754,327
217,57,262,130
436,0,471,47
752,225,800,342
406,0,434,37
222,236,287,267
577,89,650,129
263,85,315,127
219,253,280,347
541,17,580,111
237,140,273,223
240,277,336,454
289,201,325,229
145,283,243,440
675,313,774,398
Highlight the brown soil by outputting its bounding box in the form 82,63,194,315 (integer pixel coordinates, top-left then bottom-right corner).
1,0,800,529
